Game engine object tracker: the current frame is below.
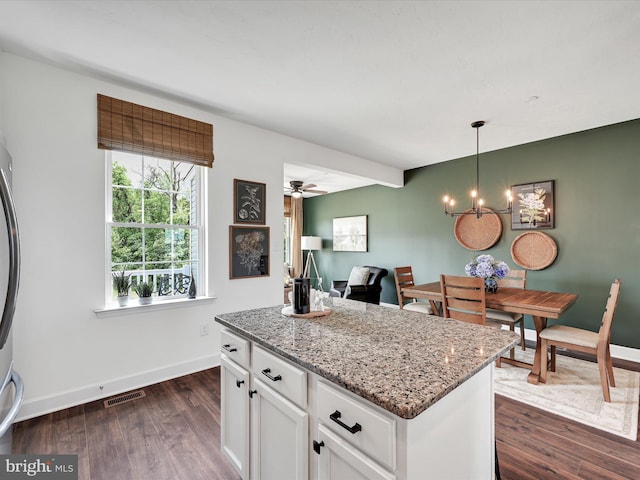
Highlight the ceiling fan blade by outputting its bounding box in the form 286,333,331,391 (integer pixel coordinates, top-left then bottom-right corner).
304,189,328,195
301,183,317,190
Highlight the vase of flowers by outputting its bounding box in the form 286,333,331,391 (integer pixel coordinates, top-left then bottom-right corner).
464,254,509,293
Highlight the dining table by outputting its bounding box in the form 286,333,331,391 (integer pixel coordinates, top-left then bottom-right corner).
401,281,578,384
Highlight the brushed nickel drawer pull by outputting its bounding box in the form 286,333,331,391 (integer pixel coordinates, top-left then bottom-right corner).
222,344,237,353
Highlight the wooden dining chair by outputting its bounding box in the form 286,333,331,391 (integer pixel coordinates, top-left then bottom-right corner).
394,266,432,314
486,269,527,367
539,279,621,402
440,274,486,325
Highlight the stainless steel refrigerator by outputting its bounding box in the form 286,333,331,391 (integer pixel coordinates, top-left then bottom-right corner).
0,141,24,453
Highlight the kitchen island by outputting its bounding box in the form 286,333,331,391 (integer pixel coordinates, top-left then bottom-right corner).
215,297,519,480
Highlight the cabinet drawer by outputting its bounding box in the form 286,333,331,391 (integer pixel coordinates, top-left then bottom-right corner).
221,329,250,369
317,380,396,471
252,345,307,408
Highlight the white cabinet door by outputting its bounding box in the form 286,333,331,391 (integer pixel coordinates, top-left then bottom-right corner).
315,424,395,480
221,355,250,480
251,378,308,480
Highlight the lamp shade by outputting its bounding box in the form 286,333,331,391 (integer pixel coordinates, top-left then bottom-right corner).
301,236,322,251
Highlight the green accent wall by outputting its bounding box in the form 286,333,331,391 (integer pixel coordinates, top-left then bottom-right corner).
303,119,640,349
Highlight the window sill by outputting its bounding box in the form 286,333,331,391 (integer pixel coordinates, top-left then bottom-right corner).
94,296,216,319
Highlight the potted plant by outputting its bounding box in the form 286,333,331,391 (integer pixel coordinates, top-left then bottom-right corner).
135,281,154,305
112,270,131,307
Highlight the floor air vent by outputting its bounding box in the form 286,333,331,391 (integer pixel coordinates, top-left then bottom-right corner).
104,390,146,408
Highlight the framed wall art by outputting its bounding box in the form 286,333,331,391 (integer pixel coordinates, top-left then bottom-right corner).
229,226,270,279
234,179,266,225
332,215,368,252
511,180,554,230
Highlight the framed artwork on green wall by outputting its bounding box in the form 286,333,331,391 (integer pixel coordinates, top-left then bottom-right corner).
333,215,368,252
511,180,554,230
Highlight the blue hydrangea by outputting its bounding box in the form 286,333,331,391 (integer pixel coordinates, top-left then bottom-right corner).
464,263,475,276
464,255,510,280
494,261,510,279
475,254,494,264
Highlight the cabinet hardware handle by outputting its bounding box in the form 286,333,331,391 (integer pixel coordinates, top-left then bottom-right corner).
329,410,362,434
236,379,245,388
222,344,237,352
261,368,282,382
313,440,325,455
249,389,257,398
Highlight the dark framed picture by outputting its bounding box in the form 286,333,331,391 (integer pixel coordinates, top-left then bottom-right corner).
332,215,368,252
234,179,266,225
511,180,554,230
229,226,270,279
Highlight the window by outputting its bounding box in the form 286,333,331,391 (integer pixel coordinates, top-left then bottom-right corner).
106,151,205,304
283,195,292,272
283,216,292,265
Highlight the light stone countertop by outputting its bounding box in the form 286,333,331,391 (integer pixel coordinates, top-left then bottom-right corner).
215,297,519,419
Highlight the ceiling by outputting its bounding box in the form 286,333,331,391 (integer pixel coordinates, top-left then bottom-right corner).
1,1,639,195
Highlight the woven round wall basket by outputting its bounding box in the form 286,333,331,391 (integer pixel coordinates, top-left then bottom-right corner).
454,208,503,251
510,231,558,270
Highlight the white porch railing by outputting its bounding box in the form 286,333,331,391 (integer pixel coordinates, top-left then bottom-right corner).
119,266,193,297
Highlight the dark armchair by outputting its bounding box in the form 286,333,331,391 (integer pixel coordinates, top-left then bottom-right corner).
329,266,389,304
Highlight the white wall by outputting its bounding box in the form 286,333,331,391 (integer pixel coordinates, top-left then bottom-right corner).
0,52,402,420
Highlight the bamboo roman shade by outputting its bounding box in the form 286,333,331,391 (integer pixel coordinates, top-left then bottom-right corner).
97,94,214,167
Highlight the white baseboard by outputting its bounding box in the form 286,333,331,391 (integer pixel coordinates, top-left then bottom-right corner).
16,353,221,422
380,301,398,309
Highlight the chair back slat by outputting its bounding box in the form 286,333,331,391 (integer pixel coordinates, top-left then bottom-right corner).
440,274,486,325
445,285,484,301
599,279,621,344
447,309,486,325
497,269,527,289
394,266,416,308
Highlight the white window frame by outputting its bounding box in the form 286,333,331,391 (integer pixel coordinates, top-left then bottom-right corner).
104,151,207,307
284,216,292,266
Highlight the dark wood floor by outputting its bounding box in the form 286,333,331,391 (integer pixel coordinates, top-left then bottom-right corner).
12,366,640,480
12,368,241,480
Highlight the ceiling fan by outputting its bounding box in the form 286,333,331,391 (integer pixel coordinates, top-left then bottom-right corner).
287,180,328,198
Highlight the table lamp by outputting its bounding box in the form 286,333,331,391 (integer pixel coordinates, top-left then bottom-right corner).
301,236,322,288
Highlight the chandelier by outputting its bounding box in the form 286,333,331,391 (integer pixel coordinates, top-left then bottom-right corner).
442,121,513,218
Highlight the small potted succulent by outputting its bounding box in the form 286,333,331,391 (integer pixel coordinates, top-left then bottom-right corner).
135,281,154,305
112,270,131,307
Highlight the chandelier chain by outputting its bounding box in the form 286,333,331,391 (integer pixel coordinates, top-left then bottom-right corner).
443,121,512,218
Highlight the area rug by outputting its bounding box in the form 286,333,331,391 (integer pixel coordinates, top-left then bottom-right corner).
494,349,639,441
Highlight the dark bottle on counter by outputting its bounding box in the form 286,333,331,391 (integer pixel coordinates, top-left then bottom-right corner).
293,276,310,314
